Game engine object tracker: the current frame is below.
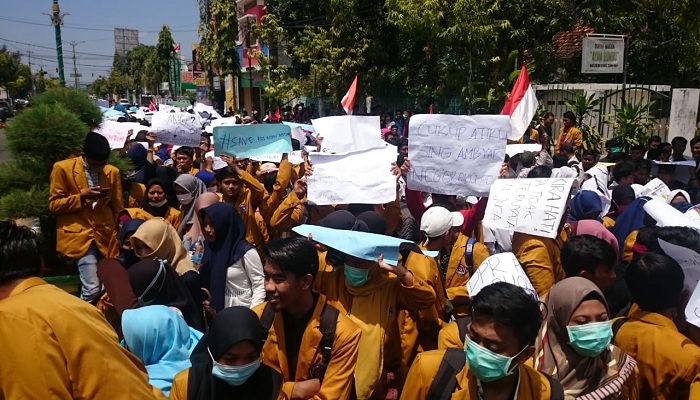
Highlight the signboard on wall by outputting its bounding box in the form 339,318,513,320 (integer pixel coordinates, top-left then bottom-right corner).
581,36,625,74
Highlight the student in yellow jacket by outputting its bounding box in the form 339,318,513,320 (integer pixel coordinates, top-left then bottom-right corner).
614,252,700,399
312,241,437,399
555,111,583,154
256,237,362,400
401,282,560,400
0,221,165,399
512,224,570,298
258,157,293,226
217,154,267,255
49,132,124,303
269,179,308,238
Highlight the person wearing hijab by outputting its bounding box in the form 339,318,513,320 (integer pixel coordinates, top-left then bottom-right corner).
568,190,603,222
195,170,217,192
610,197,652,263
534,277,638,399
603,185,636,228
169,307,282,400
142,179,182,230
356,211,388,235
128,259,205,332
122,306,203,397
127,144,148,184
667,189,691,205
183,192,220,251
198,202,265,310
568,219,620,262
174,175,207,237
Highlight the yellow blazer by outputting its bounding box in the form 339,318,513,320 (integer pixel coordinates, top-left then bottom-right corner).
49,157,123,259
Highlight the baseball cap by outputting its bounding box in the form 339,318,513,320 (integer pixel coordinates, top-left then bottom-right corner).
420,207,464,243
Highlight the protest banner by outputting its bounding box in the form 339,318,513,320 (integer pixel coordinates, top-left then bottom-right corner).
505,144,541,157
310,115,384,154
193,102,222,119
252,150,305,165
150,112,201,146
640,178,671,199
659,239,700,293
282,121,316,134
307,146,397,205
484,178,575,239
95,121,143,149
290,126,306,144
406,114,509,196
213,124,292,159
466,253,536,298
643,198,700,230
685,281,700,328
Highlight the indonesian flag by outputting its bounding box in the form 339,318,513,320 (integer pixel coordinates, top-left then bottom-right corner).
340,75,358,115
148,100,157,111
501,64,538,140
429,104,434,114
274,106,281,122
173,43,181,53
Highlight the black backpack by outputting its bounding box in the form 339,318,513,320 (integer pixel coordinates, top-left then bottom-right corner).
260,302,339,382
428,318,565,400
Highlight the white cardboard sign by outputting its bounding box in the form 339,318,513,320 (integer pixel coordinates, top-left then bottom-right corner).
95,121,143,149
466,252,537,298
310,115,385,154
506,144,541,157
484,178,575,239
659,239,700,292
150,112,202,146
307,146,397,205
640,178,671,199
643,198,700,230
406,114,509,196
252,151,305,165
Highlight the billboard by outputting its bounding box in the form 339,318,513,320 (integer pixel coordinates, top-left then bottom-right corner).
114,28,140,59
581,36,625,74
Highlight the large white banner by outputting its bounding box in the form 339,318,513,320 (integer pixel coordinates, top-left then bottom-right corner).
406,114,509,196
310,115,384,154
467,253,536,299
151,112,201,146
484,178,575,239
581,36,625,74
307,146,397,205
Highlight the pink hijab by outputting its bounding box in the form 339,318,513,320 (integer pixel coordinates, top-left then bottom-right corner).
569,219,620,262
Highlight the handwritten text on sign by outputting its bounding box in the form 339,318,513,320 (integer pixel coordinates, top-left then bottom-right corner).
467,252,536,298
213,124,292,159
307,146,397,205
95,121,143,149
150,112,201,146
407,114,509,196
484,178,575,239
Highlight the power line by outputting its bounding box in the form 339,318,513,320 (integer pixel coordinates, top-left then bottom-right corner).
0,16,198,33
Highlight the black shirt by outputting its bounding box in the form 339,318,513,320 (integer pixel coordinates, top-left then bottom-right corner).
282,293,319,378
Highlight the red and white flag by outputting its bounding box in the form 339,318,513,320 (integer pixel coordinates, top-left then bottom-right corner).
501,64,538,140
274,106,281,122
148,100,157,111
173,43,181,53
340,75,358,115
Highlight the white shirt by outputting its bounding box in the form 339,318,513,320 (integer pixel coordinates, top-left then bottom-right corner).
224,248,266,309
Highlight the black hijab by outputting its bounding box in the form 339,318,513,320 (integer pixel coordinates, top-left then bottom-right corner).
356,211,387,235
118,219,145,268
198,202,254,311
142,179,170,218
127,259,205,332
319,210,369,232
187,307,281,400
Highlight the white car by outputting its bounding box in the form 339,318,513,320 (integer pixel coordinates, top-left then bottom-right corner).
119,98,130,106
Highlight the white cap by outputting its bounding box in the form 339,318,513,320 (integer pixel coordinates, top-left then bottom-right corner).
420,207,464,243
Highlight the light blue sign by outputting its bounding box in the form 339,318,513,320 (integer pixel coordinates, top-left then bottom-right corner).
292,224,438,266
213,124,293,159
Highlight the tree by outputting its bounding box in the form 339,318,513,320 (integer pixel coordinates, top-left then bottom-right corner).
126,44,157,94
31,87,103,129
88,76,111,98
198,0,241,77
5,64,32,99
112,50,128,75
0,46,22,91
154,25,175,93
34,72,60,94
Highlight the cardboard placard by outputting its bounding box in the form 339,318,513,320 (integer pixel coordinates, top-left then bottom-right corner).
212,124,292,159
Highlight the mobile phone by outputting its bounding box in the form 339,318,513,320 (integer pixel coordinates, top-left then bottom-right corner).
100,187,112,198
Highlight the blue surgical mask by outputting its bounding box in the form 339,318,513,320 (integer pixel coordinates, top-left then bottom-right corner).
567,321,612,357
344,264,369,287
464,335,526,382
209,348,261,386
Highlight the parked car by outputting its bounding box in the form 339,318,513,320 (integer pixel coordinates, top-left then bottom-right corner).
0,101,14,122
119,98,130,106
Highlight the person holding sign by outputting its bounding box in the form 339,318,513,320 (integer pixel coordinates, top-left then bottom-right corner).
215,154,267,256
613,252,700,399
401,282,562,400
533,278,639,399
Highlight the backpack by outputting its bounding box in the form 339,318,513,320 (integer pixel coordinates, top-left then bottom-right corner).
260,302,339,382
428,318,565,400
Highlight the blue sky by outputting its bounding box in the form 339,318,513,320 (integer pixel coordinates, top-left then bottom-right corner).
0,0,201,84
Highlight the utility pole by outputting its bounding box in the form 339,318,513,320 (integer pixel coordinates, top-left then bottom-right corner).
68,41,85,88
27,48,34,95
45,0,68,87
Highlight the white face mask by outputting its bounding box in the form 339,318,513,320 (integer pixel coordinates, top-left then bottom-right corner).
177,193,194,205
149,199,168,208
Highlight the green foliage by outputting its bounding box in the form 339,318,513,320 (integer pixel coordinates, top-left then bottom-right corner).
31,88,102,129
34,72,60,94
126,44,158,94
155,26,175,90
108,150,134,175
198,0,241,77
0,187,50,220
4,103,87,180
0,163,35,194
88,76,110,98
605,99,657,151
564,93,603,152
0,46,23,90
